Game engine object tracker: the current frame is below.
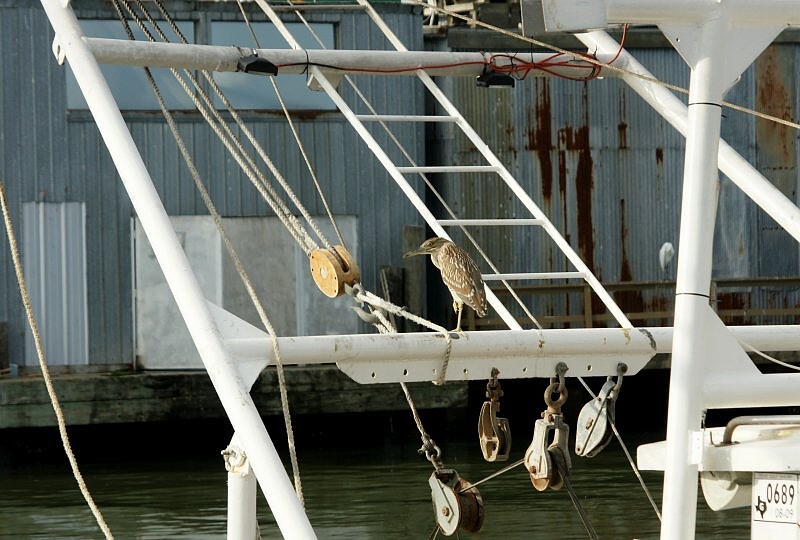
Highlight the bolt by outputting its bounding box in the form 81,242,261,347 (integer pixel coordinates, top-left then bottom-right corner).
442,507,451,517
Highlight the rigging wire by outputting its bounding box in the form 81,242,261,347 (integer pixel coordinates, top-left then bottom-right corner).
576,376,662,522
234,0,349,250
142,0,335,256
125,0,316,253
737,338,800,372
555,454,600,539
113,0,307,505
407,0,800,132
0,183,114,539
279,0,545,331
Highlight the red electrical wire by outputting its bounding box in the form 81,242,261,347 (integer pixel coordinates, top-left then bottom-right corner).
273,24,629,83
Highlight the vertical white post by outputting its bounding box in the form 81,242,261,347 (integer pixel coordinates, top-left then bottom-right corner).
39,1,315,537
660,16,726,540
224,441,258,540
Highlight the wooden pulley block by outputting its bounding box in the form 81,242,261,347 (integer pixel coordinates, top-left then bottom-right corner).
309,245,360,298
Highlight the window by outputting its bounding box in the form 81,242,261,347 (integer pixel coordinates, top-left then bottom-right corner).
66,19,196,110
210,22,336,110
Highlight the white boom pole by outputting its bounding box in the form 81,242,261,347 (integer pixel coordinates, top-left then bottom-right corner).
84,37,615,78
40,2,315,537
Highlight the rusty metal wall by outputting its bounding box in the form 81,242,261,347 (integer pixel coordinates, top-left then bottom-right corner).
432,44,799,326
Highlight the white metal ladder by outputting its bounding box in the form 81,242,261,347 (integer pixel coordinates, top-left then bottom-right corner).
258,0,632,331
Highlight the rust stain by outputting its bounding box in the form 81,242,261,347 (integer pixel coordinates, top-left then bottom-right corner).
756,45,794,164
617,199,644,315
575,85,595,275
618,89,628,150
526,79,554,203
618,121,628,150
645,294,673,327
717,292,749,325
552,85,595,280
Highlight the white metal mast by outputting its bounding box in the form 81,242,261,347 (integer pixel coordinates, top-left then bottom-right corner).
544,2,800,538
39,1,315,538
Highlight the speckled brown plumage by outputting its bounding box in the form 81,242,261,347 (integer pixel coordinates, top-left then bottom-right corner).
403,237,487,331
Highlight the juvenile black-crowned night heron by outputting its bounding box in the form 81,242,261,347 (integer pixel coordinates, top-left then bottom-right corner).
404,237,488,332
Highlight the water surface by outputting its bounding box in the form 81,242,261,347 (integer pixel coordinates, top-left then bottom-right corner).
0,438,749,538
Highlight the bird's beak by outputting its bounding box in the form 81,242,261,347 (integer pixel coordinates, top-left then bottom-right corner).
403,248,425,258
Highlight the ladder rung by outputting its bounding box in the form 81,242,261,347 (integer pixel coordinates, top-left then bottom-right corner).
356,114,457,123
437,219,545,226
482,272,586,281
397,165,498,173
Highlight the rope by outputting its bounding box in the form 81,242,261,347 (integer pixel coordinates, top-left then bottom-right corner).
149,0,335,254
371,280,444,469
120,0,321,255
576,376,662,521
401,380,444,470
348,284,454,384
0,183,114,539
283,2,544,331
409,0,800,132
235,0,349,250
111,0,305,505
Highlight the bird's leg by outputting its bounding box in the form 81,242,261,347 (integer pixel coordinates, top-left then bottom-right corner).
454,303,464,333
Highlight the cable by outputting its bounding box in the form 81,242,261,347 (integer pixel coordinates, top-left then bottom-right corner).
113,0,306,505
576,376,662,522
738,338,800,372
0,183,114,539
235,0,349,251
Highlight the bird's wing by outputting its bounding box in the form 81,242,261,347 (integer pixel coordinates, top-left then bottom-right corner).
439,243,488,317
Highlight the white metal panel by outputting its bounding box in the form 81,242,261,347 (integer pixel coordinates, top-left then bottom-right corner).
134,215,222,369
22,202,88,366
135,215,358,368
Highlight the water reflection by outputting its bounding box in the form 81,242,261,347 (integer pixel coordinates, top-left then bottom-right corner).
0,439,749,538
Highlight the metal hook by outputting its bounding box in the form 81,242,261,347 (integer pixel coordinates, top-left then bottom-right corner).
550,361,568,393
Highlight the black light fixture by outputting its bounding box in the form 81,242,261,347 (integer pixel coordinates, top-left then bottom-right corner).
238,53,278,76
476,67,515,88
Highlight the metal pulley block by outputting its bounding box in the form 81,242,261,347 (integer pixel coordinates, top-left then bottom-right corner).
478,368,511,462
428,468,485,536
575,363,626,458
309,244,360,298
524,381,572,491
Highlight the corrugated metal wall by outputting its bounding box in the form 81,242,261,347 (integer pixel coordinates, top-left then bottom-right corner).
0,0,425,364
432,43,799,325
2,0,799,365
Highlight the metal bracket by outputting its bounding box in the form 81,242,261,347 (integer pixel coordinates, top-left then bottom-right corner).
52,36,66,65
221,444,250,476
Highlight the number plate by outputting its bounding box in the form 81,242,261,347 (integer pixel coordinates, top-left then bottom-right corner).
752,473,799,525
